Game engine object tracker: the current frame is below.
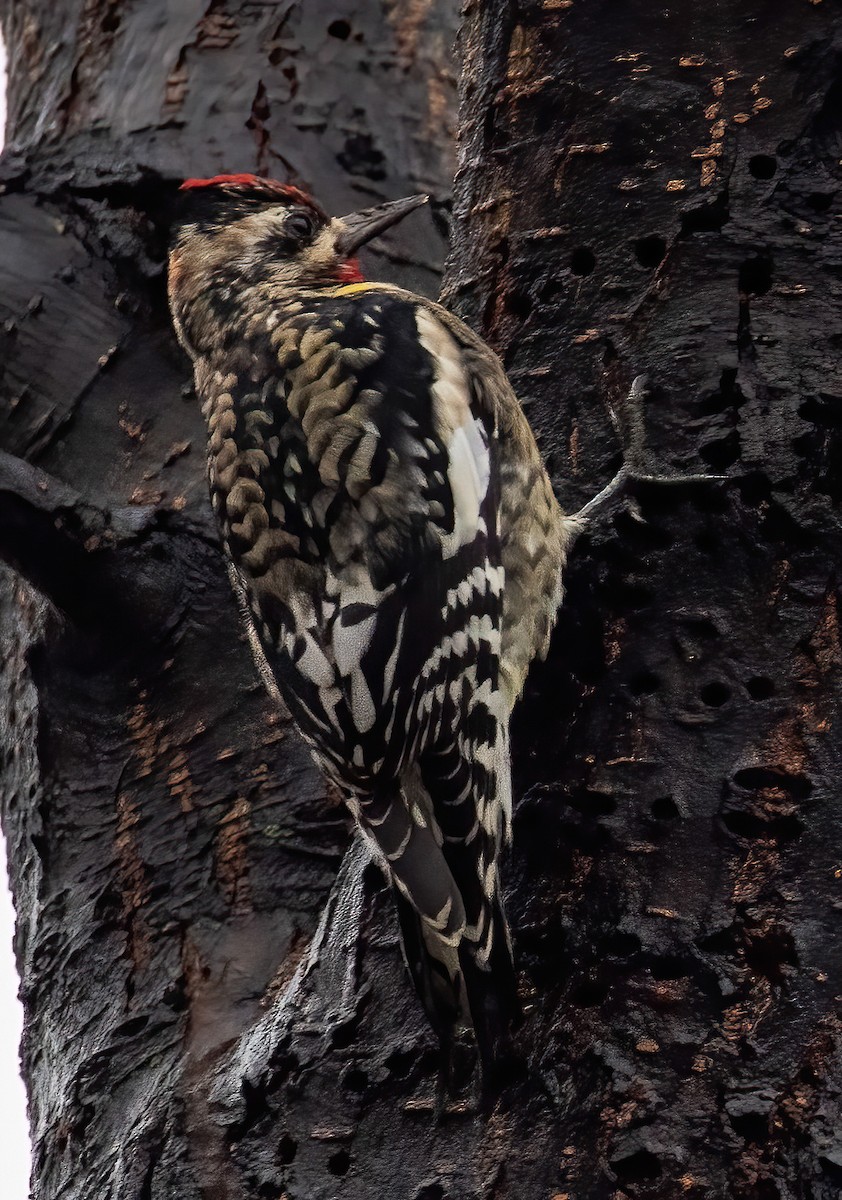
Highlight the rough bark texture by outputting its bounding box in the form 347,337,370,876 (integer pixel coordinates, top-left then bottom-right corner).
444,2,842,1198
1,1,842,1199
0,3,457,1198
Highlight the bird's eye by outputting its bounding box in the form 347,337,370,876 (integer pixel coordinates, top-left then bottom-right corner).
286,210,317,240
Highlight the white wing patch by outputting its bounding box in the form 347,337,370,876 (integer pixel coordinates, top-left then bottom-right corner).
444,420,491,559
415,307,491,560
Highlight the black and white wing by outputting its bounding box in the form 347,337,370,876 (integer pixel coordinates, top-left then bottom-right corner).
200,287,514,1055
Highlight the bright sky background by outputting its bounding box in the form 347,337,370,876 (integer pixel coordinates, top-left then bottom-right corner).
0,30,36,1200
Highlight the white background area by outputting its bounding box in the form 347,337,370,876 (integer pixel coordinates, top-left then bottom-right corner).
0,838,29,1200
0,30,36,1200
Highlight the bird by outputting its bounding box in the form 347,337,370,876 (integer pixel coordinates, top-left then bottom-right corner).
167,174,578,1090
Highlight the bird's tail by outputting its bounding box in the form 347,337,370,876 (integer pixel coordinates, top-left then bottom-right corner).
354,753,518,1094
402,743,519,1093
392,888,477,1091
458,884,520,1081
353,774,476,1086
392,880,518,1093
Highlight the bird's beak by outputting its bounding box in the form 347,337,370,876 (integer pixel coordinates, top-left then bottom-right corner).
334,194,428,256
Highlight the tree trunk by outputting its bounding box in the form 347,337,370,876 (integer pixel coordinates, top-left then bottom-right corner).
445,2,842,1198
2,2,841,1199
0,3,457,1198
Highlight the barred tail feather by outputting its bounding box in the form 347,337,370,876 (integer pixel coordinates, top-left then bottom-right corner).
392,890,478,1092
458,887,520,1083
412,750,518,1093
355,764,517,1094
394,879,518,1094
353,781,476,1080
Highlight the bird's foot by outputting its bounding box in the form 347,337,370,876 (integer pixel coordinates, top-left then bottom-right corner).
569,374,729,528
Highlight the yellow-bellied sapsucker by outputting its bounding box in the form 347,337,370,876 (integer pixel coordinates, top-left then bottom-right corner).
168,174,578,1083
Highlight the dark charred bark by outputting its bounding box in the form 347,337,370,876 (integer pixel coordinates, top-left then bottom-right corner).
1,1,841,1199
0,3,457,1198
444,3,842,1198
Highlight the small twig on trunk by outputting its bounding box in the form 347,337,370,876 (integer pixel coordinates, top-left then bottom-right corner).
0,448,158,543
0,448,160,616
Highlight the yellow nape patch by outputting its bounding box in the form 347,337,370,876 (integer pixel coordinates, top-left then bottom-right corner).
329,282,381,296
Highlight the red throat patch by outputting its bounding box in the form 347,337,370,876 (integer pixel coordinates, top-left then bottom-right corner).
336,258,365,283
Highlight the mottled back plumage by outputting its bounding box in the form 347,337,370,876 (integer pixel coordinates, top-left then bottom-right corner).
168,176,576,1086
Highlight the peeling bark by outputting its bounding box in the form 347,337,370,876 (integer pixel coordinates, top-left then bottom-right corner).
2,1,842,1199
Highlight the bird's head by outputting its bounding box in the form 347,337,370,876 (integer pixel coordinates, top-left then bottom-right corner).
169,174,428,296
